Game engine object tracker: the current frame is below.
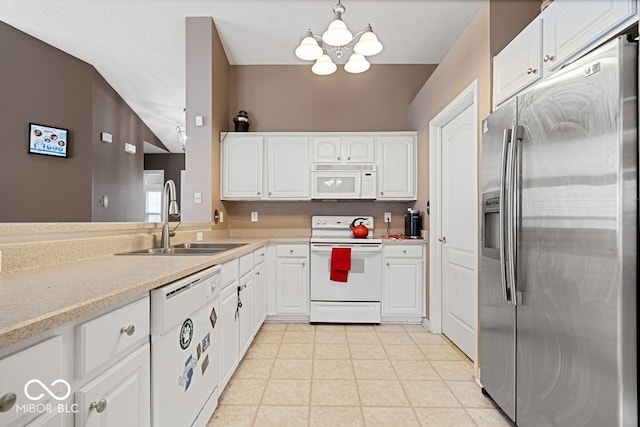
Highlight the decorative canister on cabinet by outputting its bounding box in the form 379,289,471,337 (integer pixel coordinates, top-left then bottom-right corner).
541,0,553,11
233,110,251,132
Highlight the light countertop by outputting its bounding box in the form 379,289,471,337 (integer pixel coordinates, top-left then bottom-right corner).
0,235,421,349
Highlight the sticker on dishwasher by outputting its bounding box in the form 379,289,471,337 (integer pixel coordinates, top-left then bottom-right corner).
196,343,202,360
178,354,197,392
201,354,210,375
210,307,217,329
179,318,194,350
202,332,211,352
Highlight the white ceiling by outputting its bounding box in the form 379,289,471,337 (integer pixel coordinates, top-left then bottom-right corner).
1,0,484,153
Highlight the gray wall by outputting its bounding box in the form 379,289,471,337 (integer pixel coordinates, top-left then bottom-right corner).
0,21,166,222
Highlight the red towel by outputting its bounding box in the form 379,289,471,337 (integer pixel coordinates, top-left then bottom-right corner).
330,247,351,282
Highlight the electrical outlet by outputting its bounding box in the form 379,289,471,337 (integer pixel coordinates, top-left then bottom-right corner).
220,211,224,223
194,192,202,204
384,212,391,223
251,211,258,222
196,232,203,241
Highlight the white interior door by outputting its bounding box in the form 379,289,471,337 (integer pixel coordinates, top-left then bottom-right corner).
429,81,478,362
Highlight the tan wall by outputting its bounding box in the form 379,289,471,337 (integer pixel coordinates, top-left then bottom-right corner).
229,65,435,132
407,0,539,355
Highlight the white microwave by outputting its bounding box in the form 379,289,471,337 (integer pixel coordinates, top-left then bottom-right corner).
311,164,377,199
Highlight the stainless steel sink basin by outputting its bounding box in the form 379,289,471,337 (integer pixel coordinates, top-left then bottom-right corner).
117,242,247,256
173,242,247,250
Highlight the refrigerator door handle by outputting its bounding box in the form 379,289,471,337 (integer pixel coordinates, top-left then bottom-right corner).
507,125,523,306
499,128,512,302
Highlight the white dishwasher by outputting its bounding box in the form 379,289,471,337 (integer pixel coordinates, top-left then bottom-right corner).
150,265,221,427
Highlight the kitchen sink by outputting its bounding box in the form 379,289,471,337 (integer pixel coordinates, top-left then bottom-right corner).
117,242,247,256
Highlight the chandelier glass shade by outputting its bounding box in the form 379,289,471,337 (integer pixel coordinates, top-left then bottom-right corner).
295,1,383,75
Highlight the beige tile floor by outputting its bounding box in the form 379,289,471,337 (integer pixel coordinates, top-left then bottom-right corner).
208,323,512,427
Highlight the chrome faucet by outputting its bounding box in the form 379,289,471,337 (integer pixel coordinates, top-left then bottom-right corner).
161,179,180,250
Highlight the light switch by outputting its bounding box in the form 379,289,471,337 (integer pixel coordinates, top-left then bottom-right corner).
124,143,136,154
195,115,204,126
194,193,202,204
101,132,113,143
251,211,258,222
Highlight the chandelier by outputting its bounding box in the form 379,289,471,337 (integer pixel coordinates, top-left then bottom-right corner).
294,0,383,75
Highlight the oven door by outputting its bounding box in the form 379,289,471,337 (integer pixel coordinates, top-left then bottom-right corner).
311,171,361,199
310,243,383,301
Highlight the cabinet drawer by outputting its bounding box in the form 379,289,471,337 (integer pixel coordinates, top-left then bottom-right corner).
0,335,64,427
384,245,423,258
276,244,309,258
76,296,149,378
254,246,266,266
239,252,253,276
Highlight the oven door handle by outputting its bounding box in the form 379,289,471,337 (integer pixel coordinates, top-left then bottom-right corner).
310,244,382,252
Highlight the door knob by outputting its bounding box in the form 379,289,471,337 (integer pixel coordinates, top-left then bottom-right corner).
438,236,447,244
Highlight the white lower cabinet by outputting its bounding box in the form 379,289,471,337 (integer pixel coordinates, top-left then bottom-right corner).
75,344,150,427
275,244,309,318
0,296,150,427
219,276,239,391
382,245,425,322
238,271,255,358
253,260,267,331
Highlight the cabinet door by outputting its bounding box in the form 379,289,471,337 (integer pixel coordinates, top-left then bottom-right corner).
254,263,268,332
0,336,64,427
542,0,637,73
493,19,542,108
219,282,239,391
266,136,310,199
343,136,374,163
311,137,342,163
75,344,150,427
383,258,424,316
377,136,416,200
276,258,309,315
238,272,255,358
222,135,263,199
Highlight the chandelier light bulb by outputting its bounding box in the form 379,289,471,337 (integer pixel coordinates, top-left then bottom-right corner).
295,34,323,60
312,53,337,75
354,27,383,56
322,18,353,47
344,53,370,73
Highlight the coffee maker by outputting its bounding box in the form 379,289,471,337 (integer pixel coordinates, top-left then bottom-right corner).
404,208,421,238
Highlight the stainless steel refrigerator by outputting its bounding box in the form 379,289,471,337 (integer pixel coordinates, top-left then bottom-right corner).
480,36,637,427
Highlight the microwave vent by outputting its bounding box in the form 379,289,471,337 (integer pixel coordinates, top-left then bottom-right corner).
313,164,376,171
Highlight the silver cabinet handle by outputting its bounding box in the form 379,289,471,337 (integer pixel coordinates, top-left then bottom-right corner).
337,156,341,160
289,249,294,254
268,192,272,196
403,250,407,254
90,399,107,413
437,236,447,244
543,54,553,62
257,192,261,195
256,271,260,276
347,156,351,160
380,191,384,196
120,325,135,336
0,393,17,413
526,67,535,75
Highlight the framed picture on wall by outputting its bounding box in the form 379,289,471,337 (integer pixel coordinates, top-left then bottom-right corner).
28,123,69,158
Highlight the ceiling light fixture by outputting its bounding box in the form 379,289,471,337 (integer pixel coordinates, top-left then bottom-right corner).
295,0,383,75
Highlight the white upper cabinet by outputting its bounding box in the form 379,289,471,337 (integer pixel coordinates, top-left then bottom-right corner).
311,136,374,163
493,0,637,107
222,135,263,199
542,0,637,74
493,19,542,108
377,135,416,200
266,136,310,199
342,136,375,163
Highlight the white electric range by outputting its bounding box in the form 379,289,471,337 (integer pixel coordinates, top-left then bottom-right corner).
309,215,382,323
